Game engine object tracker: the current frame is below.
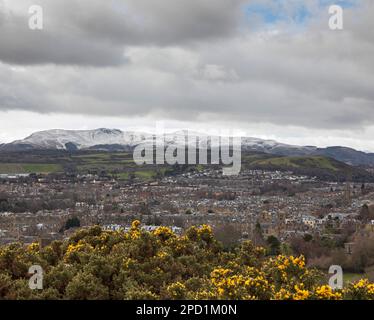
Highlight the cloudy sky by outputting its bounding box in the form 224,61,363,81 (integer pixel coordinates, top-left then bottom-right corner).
0,0,374,150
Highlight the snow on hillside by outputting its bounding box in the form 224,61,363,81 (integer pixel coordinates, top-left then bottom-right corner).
9,128,148,150
5,128,314,154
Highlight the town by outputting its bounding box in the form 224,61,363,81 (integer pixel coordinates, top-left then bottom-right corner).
1,160,373,278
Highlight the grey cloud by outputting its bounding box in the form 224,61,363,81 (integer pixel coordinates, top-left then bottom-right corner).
0,0,246,66
0,0,373,133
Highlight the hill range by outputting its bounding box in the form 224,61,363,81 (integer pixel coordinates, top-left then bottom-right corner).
1,128,374,167
0,128,373,182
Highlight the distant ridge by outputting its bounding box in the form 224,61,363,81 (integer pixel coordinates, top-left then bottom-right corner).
1,128,374,166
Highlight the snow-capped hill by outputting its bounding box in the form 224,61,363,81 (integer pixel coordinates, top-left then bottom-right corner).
5,128,303,151
8,128,147,150
241,137,317,155
2,128,374,165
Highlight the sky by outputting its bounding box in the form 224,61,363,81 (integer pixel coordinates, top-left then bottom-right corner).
0,0,374,151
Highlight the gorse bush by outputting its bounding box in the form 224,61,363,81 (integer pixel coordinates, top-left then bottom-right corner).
0,221,373,300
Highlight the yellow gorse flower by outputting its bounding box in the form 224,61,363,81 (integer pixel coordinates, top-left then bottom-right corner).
314,285,342,300
2,222,374,301
27,242,40,253
153,226,175,241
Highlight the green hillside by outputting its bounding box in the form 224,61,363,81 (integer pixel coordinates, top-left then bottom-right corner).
241,154,371,181
249,156,345,172
0,151,371,182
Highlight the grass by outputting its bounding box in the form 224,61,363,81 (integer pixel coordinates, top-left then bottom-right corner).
250,156,340,171
73,153,112,160
343,273,365,285
0,151,348,180
134,170,157,180
253,157,299,168
72,151,161,180
0,163,63,174
74,152,136,169
115,172,130,180
113,170,158,181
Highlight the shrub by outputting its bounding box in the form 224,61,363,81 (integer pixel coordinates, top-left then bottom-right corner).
0,222,373,300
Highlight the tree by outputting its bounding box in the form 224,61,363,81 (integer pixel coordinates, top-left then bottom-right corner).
253,222,265,246
266,235,281,255
60,217,81,233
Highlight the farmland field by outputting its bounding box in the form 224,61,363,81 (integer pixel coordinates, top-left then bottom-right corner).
0,163,63,174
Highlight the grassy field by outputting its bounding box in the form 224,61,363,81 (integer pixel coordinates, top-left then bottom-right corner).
70,152,165,181
0,150,362,182
75,152,174,175
0,163,63,174
0,153,161,181
114,169,167,181
249,156,341,171
133,170,157,180
74,152,137,173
